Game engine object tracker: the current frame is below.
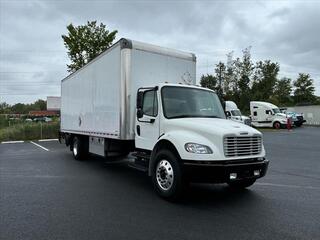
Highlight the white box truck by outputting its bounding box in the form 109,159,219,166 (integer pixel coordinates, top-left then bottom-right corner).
225,101,251,125
59,38,268,200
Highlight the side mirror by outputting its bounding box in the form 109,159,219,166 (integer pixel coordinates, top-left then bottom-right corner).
225,111,231,118
220,97,226,110
137,108,144,119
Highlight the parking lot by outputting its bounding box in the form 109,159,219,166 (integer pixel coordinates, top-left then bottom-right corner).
0,127,319,240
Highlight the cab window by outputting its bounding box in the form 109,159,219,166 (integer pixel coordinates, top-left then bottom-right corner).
142,90,158,117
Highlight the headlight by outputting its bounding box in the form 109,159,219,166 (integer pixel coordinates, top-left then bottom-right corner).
184,143,213,154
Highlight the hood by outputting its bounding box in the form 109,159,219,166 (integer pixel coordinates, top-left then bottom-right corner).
240,115,250,120
166,117,261,136
275,113,288,118
163,117,265,161
287,112,302,117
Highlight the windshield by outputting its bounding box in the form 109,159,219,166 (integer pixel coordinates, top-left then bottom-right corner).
161,86,226,119
273,108,280,114
231,110,242,116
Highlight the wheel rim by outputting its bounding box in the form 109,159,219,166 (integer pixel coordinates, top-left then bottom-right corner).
73,140,78,156
275,122,280,129
156,159,174,191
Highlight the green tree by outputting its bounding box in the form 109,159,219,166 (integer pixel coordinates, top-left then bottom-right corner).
62,21,117,72
224,52,235,98
200,74,217,90
293,73,316,104
237,47,254,111
0,102,10,114
32,99,47,111
252,60,279,101
10,103,27,114
272,77,292,106
200,62,226,99
214,62,225,99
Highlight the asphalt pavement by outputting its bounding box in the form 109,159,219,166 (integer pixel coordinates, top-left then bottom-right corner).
0,127,319,240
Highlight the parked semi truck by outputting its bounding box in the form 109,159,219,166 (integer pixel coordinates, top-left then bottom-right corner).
279,108,306,127
59,38,268,200
225,101,251,125
250,101,292,129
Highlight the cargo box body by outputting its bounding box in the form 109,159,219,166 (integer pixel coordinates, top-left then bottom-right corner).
61,39,196,140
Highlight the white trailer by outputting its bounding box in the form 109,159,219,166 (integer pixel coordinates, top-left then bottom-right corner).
47,96,61,111
60,39,268,200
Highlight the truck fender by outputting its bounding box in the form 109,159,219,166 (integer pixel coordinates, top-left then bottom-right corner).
148,138,181,176
148,131,220,176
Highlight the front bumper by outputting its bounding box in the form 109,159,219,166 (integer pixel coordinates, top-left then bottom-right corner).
294,119,306,125
182,158,269,183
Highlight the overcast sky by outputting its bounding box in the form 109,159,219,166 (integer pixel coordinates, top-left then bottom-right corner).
1,0,320,104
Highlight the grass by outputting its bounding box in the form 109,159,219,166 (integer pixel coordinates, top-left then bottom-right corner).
0,122,60,142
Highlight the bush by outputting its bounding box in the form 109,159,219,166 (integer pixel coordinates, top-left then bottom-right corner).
0,122,60,142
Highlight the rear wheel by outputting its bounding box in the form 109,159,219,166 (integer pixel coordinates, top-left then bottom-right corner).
228,179,256,189
152,149,185,201
273,121,281,129
72,136,88,160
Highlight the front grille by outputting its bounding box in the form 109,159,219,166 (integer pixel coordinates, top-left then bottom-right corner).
224,136,262,157
297,116,303,121
244,119,252,126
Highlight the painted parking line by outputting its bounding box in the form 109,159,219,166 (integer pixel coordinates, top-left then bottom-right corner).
38,139,58,142
30,141,49,151
256,182,320,190
1,140,24,144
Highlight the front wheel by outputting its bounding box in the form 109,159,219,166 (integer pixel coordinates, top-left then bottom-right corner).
151,150,185,201
228,179,256,189
273,121,281,129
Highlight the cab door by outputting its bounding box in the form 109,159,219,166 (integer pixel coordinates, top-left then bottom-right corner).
135,88,160,150
265,109,274,122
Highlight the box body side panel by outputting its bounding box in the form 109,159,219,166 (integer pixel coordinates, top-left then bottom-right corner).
61,46,121,138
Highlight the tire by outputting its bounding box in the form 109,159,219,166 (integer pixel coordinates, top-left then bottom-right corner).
273,121,281,129
151,149,185,201
228,179,256,189
72,136,88,160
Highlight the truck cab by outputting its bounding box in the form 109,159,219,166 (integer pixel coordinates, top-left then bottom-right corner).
225,101,251,125
134,84,268,198
250,101,291,129
280,108,306,127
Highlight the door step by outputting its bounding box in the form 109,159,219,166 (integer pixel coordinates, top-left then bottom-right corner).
128,151,150,172
132,152,150,161
128,162,148,172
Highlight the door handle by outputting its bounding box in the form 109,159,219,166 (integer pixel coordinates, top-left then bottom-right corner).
136,125,140,136
138,118,155,123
